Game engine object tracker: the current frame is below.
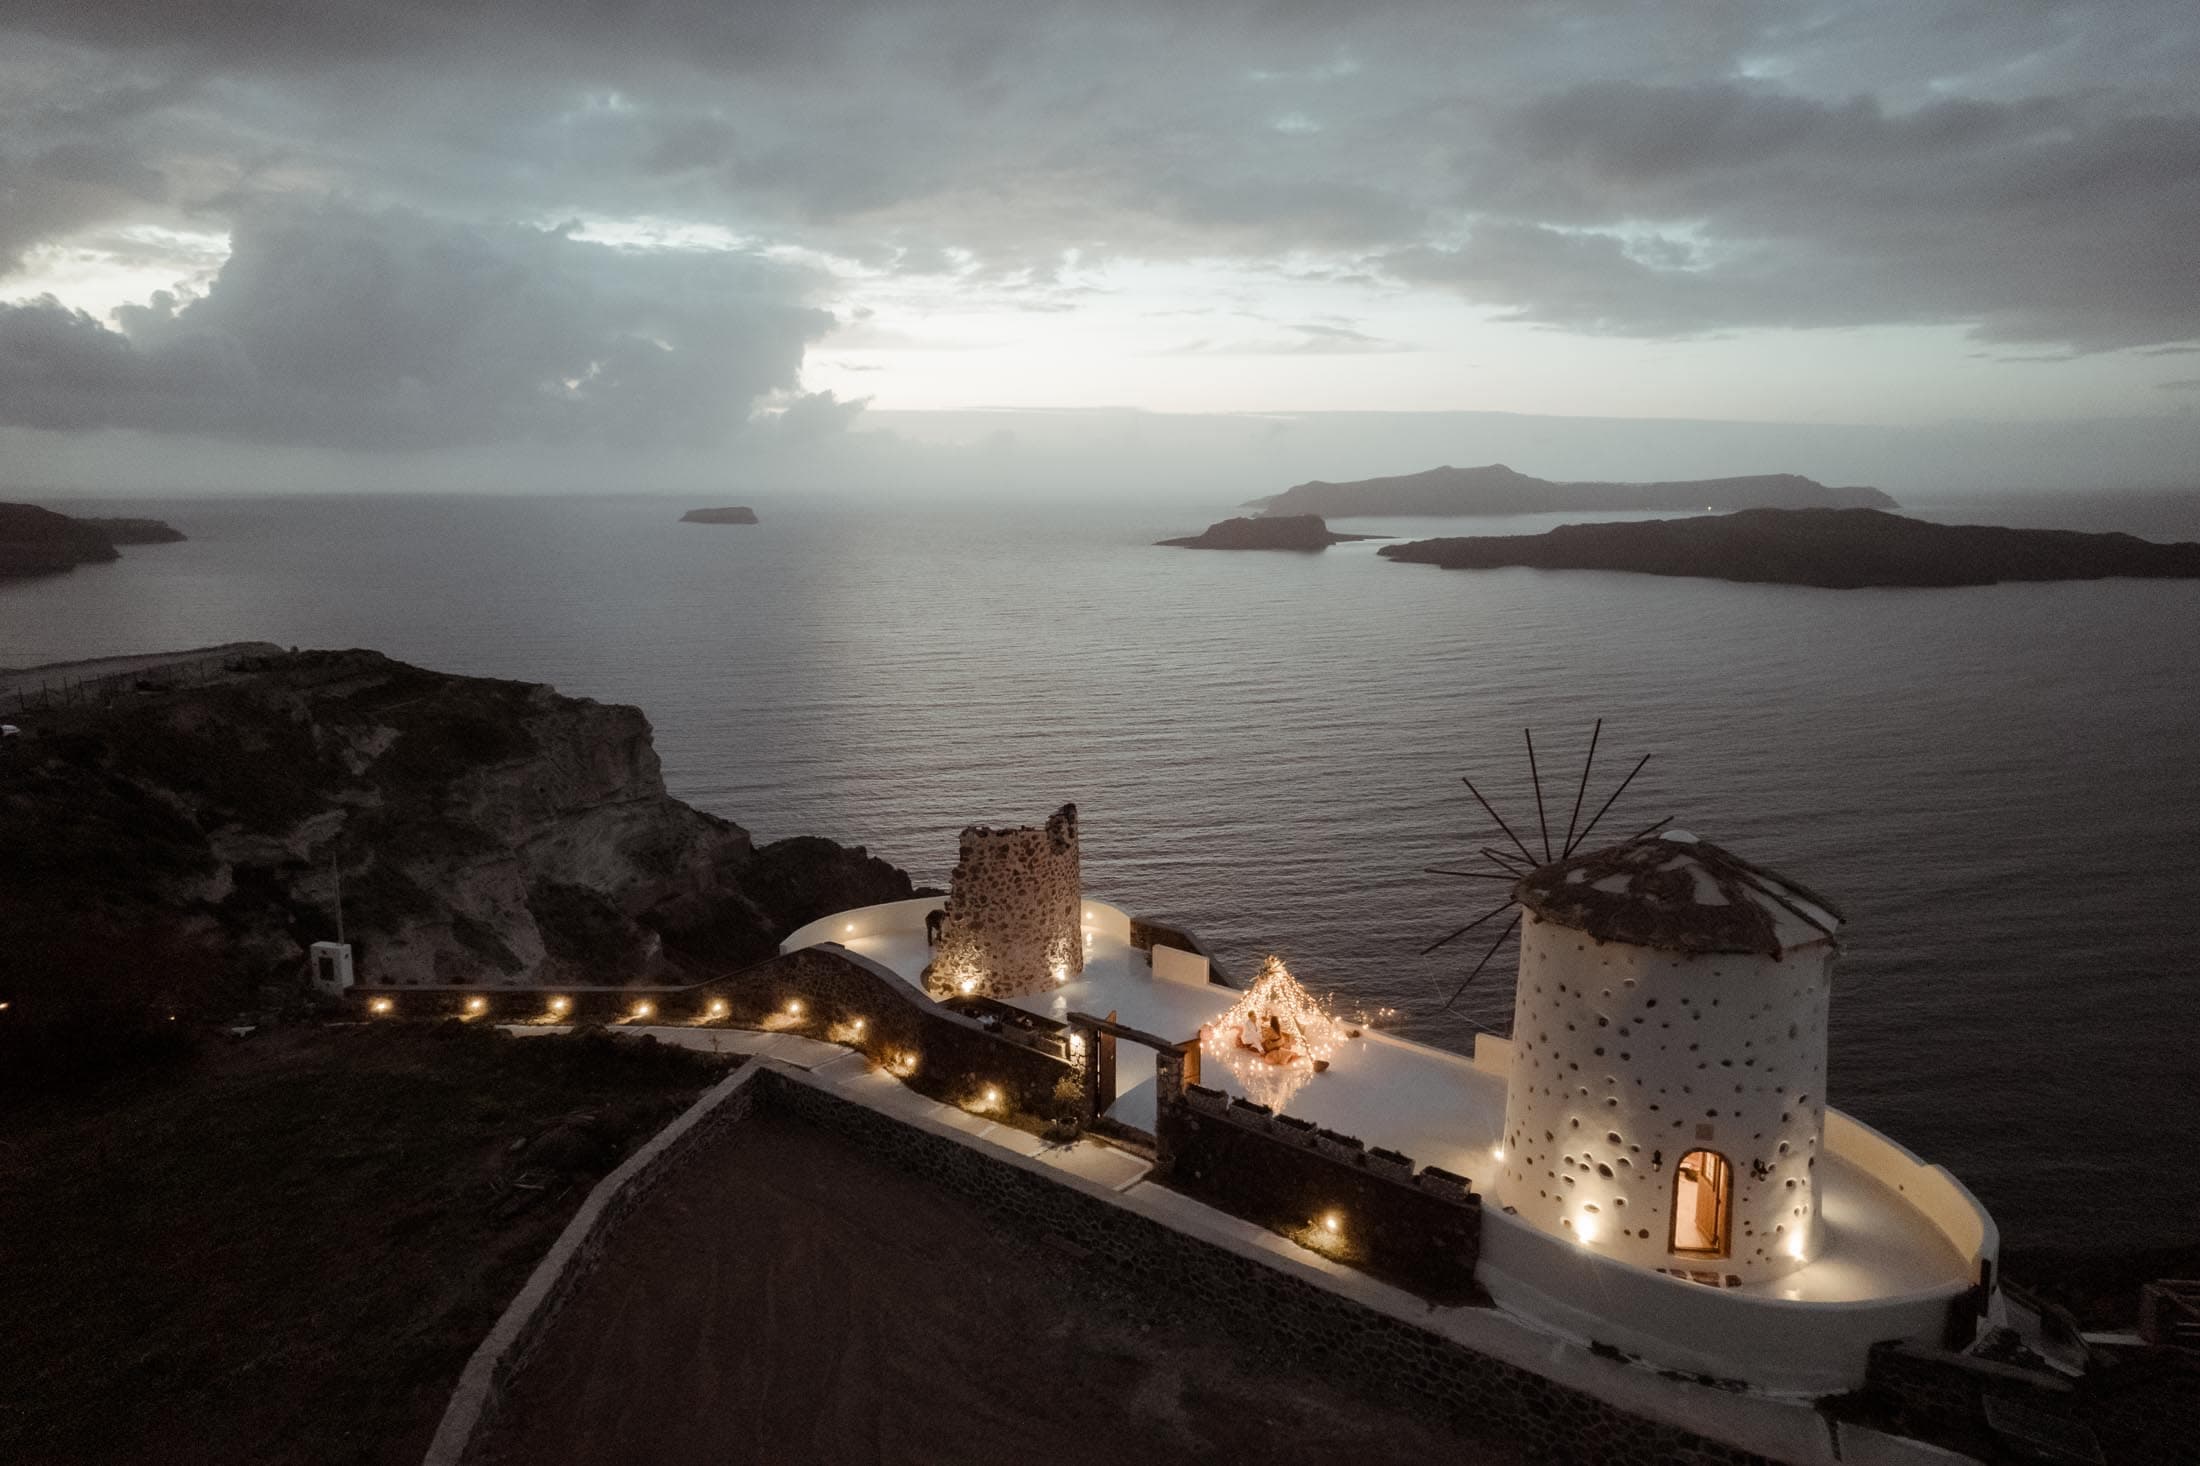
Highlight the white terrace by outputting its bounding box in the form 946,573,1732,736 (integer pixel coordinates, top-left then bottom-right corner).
782,896,1996,1396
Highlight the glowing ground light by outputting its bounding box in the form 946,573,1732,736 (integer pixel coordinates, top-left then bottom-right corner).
984,1085,1003,1108
786,998,805,1017
369,997,393,1015
708,998,729,1018
466,996,487,1013
632,1001,655,1020
1320,1211,1343,1236
853,1017,866,1033
550,996,571,1014
845,922,856,934
958,978,978,994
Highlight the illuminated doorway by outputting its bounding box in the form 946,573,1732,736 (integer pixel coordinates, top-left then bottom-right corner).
1671,1150,1732,1258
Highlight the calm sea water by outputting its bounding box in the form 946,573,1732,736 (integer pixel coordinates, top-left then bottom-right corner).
6,491,2198,1251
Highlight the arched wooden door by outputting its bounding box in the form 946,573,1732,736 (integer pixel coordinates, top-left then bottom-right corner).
1671,1149,1732,1258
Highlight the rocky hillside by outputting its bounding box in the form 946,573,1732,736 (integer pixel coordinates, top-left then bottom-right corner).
0,502,120,576
0,501,187,576
1379,507,2200,588
1250,464,1897,518
0,649,912,1020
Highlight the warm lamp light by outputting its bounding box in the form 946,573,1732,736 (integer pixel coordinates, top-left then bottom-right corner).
958,977,978,995
707,998,729,1017
786,998,805,1017
466,996,487,1013
369,997,393,1015
549,996,571,1014
1320,1211,1342,1236
632,1001,655,1020
984,1085,1003,1107
1575,1213,1600,1243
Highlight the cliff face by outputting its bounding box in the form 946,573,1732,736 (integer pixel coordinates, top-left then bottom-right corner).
0,649,912,1008
0,502,120,577
1252,464,1897,518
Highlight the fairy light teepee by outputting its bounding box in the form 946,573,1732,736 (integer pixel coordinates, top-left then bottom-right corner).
1203,956,1345,1072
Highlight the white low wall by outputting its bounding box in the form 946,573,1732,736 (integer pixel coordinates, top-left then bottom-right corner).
1152,944,1211,987
781,896,1136,956
1824,1109,1998,1276
1467,1032,1991,1395
781,896,944,954
1478,1208,1958,1395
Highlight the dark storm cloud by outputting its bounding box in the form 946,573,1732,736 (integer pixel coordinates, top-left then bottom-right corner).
2,0,2199,451
1401,81,2200,347
0,205,828,447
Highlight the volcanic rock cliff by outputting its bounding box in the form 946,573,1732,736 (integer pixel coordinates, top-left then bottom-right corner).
0,649,912,1012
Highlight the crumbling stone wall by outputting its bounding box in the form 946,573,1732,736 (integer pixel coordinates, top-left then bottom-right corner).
924,803,1082,1000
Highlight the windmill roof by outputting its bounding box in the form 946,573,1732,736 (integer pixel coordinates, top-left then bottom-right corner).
1513,830,1842,957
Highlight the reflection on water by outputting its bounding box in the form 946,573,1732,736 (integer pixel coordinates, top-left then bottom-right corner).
5,490,2199,1248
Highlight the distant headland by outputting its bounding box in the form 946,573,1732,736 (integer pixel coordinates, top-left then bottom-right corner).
0,502,186,578
680,506,759,525
1248,463,1896,518
1379,507,2200,588
1157,514,1381,551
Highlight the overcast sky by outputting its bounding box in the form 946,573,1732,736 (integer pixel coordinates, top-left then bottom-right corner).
3,1,2197,497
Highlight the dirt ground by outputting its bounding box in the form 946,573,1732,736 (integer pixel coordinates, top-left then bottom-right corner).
481,1110,1524,1466
0,1024,730,1466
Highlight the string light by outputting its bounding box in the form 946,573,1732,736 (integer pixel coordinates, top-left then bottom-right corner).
1201,956,1345,1110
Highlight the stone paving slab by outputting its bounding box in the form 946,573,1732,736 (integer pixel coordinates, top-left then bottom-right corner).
1030,1139,1151,1190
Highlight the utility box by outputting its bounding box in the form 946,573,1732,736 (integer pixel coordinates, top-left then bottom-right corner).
309,941,355,995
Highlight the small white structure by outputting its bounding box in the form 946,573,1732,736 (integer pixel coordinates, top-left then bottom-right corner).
1497,831,1840,1283
309,940,355,996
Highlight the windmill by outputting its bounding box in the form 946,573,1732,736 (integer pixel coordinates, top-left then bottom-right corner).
1423,720,1666,1011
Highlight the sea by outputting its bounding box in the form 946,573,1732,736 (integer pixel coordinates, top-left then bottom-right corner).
6,489,2199,1254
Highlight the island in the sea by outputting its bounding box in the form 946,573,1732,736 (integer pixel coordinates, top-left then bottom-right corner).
0,502,187,578
1379,507,2200,588
1157,514,1381,551
680,506,759,525
1249,463,1896,518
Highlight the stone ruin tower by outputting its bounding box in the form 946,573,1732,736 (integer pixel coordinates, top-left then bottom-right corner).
923,803,1083,1001
1494,831,1843,1283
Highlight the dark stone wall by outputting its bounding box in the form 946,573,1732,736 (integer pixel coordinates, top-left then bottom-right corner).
757,1067,1776,1466
708,946,1078,1120
1159,1086,1483,1303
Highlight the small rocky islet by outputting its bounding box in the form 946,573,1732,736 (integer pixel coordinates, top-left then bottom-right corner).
680,506,759,525
1156,513,1381,551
